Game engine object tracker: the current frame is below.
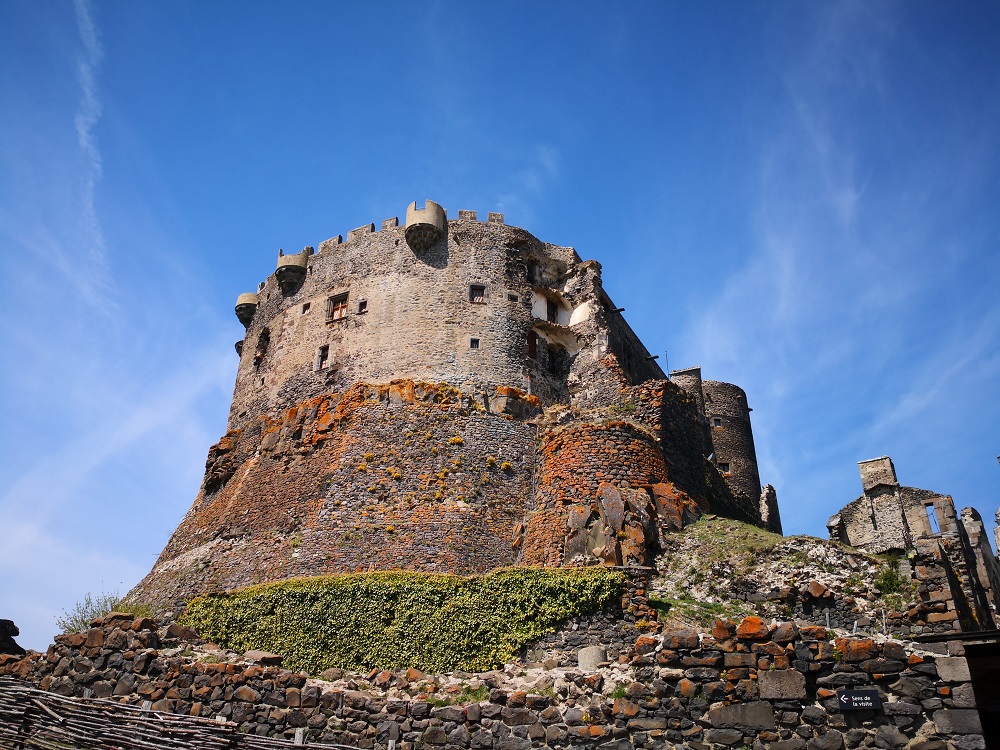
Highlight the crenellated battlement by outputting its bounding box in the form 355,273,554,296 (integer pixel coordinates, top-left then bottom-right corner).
236,201,513,324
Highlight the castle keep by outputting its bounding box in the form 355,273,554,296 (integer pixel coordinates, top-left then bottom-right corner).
129,200,779,608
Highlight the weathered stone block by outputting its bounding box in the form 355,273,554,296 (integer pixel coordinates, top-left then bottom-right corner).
769,740,806,750
580,645,607,670
707,701,776,730
932,709,982,734
736,617,771,640
951,682,976,708
759,669,807,700
705,728,744,745
808,729,844,750
933,656,970,682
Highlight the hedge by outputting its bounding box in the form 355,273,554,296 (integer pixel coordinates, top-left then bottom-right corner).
181,567,624,674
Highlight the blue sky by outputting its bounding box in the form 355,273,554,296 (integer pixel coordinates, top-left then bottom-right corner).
2,1,999,650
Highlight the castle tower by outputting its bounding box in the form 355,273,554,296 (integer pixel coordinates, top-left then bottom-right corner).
701,380,762,504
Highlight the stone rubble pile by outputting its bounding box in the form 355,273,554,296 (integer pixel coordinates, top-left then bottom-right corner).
651,521,936,635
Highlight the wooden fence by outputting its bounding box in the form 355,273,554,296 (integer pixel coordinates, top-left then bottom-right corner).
0,678,359,750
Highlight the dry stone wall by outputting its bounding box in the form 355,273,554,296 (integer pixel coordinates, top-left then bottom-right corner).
1,612,984,750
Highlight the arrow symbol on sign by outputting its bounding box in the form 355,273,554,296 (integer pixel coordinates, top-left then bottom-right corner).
839,693,850,706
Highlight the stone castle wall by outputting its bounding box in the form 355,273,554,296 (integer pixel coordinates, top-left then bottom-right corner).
826,458,999,636
230,214,666,434
130,382,539,610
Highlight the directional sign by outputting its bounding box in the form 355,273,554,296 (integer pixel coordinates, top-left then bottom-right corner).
837,688,883,711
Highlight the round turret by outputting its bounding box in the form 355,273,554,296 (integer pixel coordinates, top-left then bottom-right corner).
404,199,446,252
234,292,259,328
702,380,761,503
275,249,310,294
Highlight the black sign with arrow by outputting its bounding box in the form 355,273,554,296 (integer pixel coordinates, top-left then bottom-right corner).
837,689,883,711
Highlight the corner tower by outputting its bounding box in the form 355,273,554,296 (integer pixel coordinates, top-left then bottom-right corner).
702,380,762,504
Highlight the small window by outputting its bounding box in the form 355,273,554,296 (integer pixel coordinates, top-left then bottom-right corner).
469,284,486,304
546,299,558,324
527,330,538,359
253,328,270,366
326,293,349,321
926,504,941,534
719,462,731,474
357,299,368,314
316,345,329,370
302,302,311,314
713,418,723,428
469,338,480,350
507,292,519,302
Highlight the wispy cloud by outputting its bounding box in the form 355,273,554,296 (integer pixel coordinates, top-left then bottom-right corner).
1,343,234,521
63,0,115,317
671,2,1000,534
869,309,1000,437
493,144,560,226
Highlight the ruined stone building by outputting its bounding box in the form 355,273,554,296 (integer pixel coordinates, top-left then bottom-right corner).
129,200,780,608
828,456,1000,634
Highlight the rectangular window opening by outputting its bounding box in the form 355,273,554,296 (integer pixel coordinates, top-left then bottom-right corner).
469,284,486,304
527,330,538,359
713,418,723,428
326,292,349,321
357,299,368,314
507,292,519,302
316,345,330,370
718,462,731,474
925,504,941,534
302,302,311,314
547,344,559,373
546,299,558,323
469,338,480,350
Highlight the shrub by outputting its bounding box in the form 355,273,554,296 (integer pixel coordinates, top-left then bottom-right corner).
182,567,624,674
874,563,906,595
56,591,155,633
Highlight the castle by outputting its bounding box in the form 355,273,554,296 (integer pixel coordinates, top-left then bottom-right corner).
6,201,998,750
129,200,779,608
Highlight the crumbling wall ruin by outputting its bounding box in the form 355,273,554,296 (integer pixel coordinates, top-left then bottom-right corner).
827,456,1000,635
